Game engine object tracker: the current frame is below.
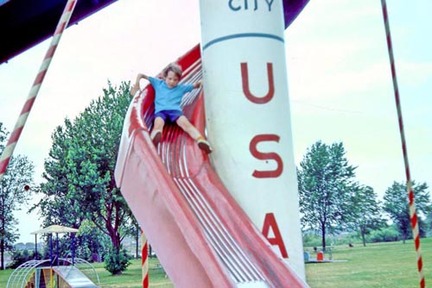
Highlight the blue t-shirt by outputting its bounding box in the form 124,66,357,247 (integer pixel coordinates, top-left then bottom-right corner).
149,77,194,113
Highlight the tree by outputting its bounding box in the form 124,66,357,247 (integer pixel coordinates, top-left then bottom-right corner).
32,81,134,273
382,181,431,243
0,123,35,269
297,141,358,250
425,212,432,237
350,185,386,246
76,219,110,261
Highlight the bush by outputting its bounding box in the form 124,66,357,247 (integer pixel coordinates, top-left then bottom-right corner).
8,249,42,268
104,247,131,275
302,233,322,248
369,227,400,243
303,232,361,250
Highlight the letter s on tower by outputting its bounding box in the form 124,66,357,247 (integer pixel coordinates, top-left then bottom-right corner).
250,134,283,178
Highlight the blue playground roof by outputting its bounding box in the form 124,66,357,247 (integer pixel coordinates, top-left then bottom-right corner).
0,0,118,64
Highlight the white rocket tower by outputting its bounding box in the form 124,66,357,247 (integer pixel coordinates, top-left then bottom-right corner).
199,0,305,278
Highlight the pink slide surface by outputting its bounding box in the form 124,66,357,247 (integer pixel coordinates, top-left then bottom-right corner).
114,45,308,287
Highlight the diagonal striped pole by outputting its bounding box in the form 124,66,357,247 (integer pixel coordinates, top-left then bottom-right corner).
141,230,149,288
0,0,78,183
380,1,425,287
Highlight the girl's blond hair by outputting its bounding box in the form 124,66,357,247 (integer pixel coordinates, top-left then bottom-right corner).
163,63,183,79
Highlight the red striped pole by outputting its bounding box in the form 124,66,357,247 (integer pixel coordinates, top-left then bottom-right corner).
380,1,425,287
0,0,78,182
141,231,149,288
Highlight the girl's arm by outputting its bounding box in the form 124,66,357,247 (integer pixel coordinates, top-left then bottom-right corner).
130,73,149,95
137,73,149,81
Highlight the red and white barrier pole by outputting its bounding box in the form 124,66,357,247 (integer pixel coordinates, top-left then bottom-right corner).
0,0,78,182
141,231,149,288
380,1,424,287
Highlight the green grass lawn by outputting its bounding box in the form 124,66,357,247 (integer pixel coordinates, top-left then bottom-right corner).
305,238,431,288
1,239,430,287
93,257,173,288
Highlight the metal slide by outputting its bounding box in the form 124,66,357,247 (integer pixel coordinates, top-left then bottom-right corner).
114,45,308,287
53,266,99,288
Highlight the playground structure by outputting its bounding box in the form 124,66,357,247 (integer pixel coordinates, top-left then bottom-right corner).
7,225,100,288
6,258,100,288
115,44,307,287
0,1,426,287
114,1,314,286
2,1,310,286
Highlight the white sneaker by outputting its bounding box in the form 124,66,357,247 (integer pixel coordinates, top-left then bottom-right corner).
150,130,162,146
197,138,213,154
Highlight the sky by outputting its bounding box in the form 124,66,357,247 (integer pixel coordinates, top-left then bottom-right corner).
0,0,431,244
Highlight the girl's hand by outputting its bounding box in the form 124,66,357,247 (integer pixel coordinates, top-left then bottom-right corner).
130,84,140,96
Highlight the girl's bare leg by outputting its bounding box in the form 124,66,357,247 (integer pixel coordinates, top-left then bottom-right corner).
176,116,201,139
151,117,165,145
176,116,212,153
